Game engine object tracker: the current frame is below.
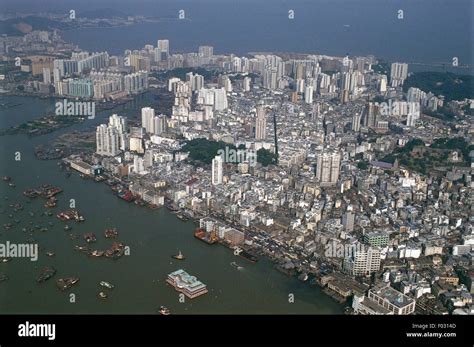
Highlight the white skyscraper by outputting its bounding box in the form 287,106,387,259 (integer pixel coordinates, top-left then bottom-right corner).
153,114,167,135
109,114,127,133
379,75,387,92
42,67,51,84
390,62,408,87
212,155,223,185
243,77,251,92
141,107,155,133
96,124,121,156
304,85,314,104
108,114,128,150
223,77,232,92
213,88,228,111
133,154,146,174
255,105,267,140
352,113,361,132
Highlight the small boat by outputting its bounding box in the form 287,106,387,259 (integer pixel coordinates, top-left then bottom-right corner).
100,281,114,289
1,258,12,263
231,262,244,270
64,225,72,231
74,245,89,252
2,176,11,182
46,251,55,257
159,306,170,315
0,274,9,282
172,250,185,260
8,183,15,187
97,291,108,299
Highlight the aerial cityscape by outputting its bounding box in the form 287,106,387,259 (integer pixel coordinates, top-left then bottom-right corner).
0,0,473,334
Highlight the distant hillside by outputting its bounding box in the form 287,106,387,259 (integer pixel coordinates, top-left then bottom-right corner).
0,9,128,36
403,71,474,102
79,9,128,19
0,16,69,35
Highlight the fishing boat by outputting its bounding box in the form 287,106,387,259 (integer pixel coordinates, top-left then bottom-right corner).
100,281,114,289
159,306,170,315
44,198,57,208
83,233,97,243
37,267,56,283
104,228,118,238
90,250,104,257
56,277,79,291
172,250,185,260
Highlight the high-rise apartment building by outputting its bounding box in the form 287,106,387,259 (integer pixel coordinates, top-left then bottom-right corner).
315,150,341,186
156,40,170,61
212,155,223,185
96,124,121,156
141,107,155,133
255,105,267,140
390,62,408,87
344,247,381,276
